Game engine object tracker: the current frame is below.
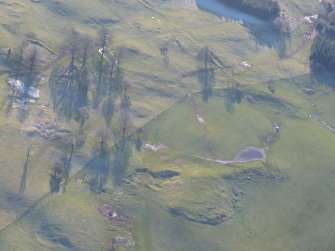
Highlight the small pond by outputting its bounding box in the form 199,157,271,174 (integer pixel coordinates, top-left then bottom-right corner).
233,146,266,162
194,0,286,48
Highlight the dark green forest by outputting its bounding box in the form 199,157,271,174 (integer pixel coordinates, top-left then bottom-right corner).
218,0,280,20
311,3,335,72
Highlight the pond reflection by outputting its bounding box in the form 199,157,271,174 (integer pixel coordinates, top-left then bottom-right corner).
195,0,289,52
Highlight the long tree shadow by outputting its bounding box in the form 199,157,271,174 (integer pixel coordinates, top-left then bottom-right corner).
86,135,132,190
197,46,217,102
224,86,243,113
93,56,123,115
50,154,68,193
49,65,89,121
111,138,131,187
197,68,216,102
87,138,111,193
49,142,74,194
18,148,31,196
92,61,109,109
102,96,115,126
62,143,74,193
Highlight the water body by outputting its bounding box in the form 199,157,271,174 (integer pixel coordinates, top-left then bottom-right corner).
233,146,266,162
194,0,287,49
196,0,270,27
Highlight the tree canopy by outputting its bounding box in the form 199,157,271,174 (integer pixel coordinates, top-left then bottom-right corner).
311,3,335,72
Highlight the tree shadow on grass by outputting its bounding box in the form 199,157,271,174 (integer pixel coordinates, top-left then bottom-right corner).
111,139,131,187
102,96,115,126
18,148,31,196
197,68,216,102
224,87,243,113
49,144,74,194
49,66,89,121
88,139,111,193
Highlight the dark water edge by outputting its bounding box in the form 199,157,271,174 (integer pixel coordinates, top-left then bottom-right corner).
193,0,288,49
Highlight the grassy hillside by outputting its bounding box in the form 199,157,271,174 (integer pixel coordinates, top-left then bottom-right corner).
0,0,334,251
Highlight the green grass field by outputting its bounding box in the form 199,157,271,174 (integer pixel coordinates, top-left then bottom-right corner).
1,0,334,251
